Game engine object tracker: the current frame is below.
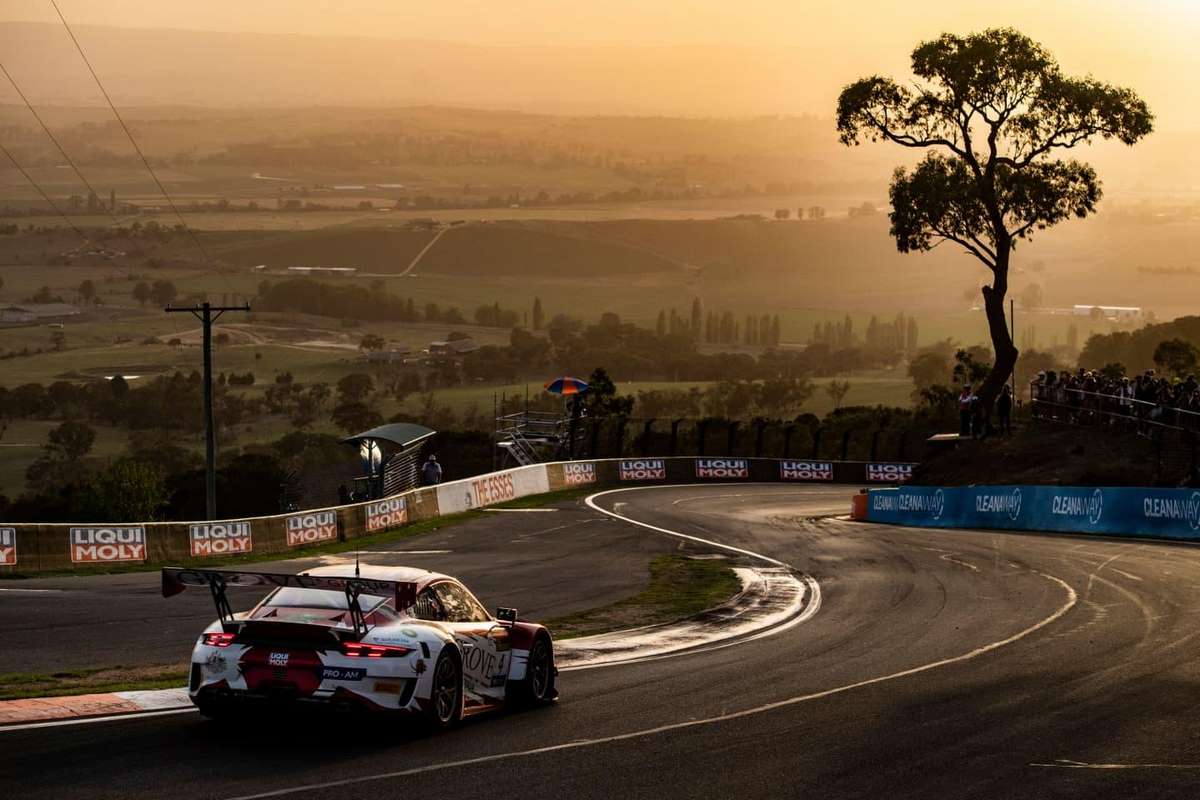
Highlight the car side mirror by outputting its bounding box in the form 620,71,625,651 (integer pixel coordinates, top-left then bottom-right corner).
496,607,518,624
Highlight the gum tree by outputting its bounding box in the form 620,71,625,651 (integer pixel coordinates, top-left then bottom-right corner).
837,28,1152,405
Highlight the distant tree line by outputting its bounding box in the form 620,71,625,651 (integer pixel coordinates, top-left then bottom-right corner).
1080,316,1200,373
651,300,783,347
812,313,918,353
257,279,516,325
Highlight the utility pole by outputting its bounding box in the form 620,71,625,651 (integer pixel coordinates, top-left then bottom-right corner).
166,301,250,519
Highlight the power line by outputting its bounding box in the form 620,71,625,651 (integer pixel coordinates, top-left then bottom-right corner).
48,0,213,267
1,58,144,281
0,141,89,243
0,60,120,220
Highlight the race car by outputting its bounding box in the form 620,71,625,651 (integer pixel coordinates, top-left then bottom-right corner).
162,564,557,726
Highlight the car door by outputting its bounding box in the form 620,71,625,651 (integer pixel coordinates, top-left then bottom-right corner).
432,581,511,703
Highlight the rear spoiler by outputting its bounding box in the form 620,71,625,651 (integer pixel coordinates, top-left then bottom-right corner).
162,567,418,637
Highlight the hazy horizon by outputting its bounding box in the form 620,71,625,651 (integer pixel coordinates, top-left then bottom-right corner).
3,1,1198,128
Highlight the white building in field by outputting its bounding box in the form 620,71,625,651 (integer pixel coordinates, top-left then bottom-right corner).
1072,305,1143,321
0,305,36,323
0,303,80,323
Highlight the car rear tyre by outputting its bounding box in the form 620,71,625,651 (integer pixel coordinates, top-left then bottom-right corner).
510,634,556,706
194,697,235,722
426,650,462,729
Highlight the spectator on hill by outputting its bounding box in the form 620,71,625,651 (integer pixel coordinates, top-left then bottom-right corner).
997,384,1013,436
958,385,975,436
422,454,443,486
1030,364,1200,432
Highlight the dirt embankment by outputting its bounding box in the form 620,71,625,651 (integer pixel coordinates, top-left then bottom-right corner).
912,422,1191,487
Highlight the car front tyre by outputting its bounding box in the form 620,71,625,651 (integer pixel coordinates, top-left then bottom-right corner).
510,634,556,706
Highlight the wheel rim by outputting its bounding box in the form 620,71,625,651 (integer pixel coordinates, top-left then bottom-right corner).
434,657,458,722
530,640,550,699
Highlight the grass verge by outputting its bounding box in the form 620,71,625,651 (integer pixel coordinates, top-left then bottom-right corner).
545,554,742,639
0,664,189,701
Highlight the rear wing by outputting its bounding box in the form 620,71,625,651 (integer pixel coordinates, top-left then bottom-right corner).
162,567,417,637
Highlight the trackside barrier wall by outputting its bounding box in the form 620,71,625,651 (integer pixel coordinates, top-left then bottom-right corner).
0,457,915,574
863,485,1200,541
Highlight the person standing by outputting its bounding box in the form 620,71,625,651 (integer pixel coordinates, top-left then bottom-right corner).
958,385,974,436
422,454,443,486
997,384,1013,436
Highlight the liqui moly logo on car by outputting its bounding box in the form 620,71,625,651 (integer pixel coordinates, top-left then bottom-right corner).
70,527,146,563
866,463,914,482
0,528,15,566
780,460,833,481
189,521,253,557
286,510,338,547
695,458,749,479
619,459,666,481
473,473,516,506
562,462,597,485
365,496,407,532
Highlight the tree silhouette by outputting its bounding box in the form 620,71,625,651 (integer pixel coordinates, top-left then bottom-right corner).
837,28,1152,404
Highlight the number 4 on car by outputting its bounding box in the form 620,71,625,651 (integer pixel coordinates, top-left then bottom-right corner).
162,564,557,727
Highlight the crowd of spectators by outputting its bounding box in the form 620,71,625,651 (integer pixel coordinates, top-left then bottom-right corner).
1030,368,1200,427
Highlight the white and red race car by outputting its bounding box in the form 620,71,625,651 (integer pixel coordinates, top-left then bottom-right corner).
163,564,557,726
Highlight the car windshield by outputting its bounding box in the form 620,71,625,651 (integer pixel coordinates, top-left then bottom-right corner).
265,588,387,611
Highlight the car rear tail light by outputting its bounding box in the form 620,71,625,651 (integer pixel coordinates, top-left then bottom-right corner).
342,642,412,658
202,632,236,647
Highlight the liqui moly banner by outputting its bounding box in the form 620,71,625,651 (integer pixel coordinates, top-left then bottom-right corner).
619,459,666,481
780,461,833,481
0,528,15,566
70,527,146,563
866,463,914,483
865,485,1200,541
562,462,597,485
286,510,338,547
189,521,253,557
365,496,408,532
695,458,749,480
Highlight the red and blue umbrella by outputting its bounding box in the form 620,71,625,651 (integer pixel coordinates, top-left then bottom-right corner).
544,376,589,396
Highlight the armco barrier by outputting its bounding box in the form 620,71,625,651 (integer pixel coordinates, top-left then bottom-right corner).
0,457,914,574
863,484,1200,541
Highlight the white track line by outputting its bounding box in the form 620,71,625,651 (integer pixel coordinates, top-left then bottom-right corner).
222,488,1079,800
585,485,793,568
0,708,195,732
226,578,1077,800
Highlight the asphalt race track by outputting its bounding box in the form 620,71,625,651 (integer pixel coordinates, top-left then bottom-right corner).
0,505,676,674
6,483,1200,799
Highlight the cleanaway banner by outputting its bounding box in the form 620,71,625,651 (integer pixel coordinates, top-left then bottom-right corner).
865,485,1200,540
437,465,550,515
